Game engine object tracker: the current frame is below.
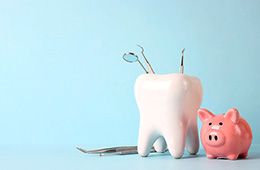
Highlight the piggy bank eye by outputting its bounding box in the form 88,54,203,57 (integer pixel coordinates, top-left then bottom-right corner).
209,122,212,126
219,122,223,126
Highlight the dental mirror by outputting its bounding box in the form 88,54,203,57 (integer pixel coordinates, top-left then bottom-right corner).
123,52,138,63
123,52,148,73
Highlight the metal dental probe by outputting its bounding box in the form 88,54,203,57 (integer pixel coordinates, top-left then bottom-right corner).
180,48,185,74
137,45,155,74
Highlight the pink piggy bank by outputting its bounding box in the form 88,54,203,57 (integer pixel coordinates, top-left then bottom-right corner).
198,108,252,160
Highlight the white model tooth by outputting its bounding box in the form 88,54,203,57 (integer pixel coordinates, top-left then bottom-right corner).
153,136,167,153
135,73,202,158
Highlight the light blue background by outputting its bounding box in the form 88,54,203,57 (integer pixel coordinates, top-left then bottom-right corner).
1,0,260,151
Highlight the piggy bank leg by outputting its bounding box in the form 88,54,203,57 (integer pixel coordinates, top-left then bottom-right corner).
206,154,217,159
137,127,158,157
185,119,199,155
153,136,167,153
227,154,239,160
164,122,186,159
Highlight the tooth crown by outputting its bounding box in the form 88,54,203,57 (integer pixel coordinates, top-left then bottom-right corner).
135,73,203,158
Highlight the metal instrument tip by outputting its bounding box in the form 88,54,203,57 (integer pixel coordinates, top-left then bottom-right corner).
180,48,185,74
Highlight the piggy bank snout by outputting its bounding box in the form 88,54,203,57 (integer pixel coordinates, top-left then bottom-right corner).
205,130,225,147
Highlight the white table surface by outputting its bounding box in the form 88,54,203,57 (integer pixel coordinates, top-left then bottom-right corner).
1,145,259,170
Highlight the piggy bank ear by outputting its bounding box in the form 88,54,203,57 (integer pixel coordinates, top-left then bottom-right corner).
224,108,240,124
198,108,215,122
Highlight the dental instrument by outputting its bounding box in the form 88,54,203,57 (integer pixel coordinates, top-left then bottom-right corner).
76,146,158,156
137,45,155,74
180,48,185,74
123,52,149,73
123,45,155,74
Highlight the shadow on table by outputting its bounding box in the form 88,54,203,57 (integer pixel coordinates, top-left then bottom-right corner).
145,151,260,160
148,151,204,159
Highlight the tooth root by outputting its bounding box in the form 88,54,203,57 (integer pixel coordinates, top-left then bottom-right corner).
163,123,186,159
137,128,158,157
185,121,199,155
153,136,167,153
